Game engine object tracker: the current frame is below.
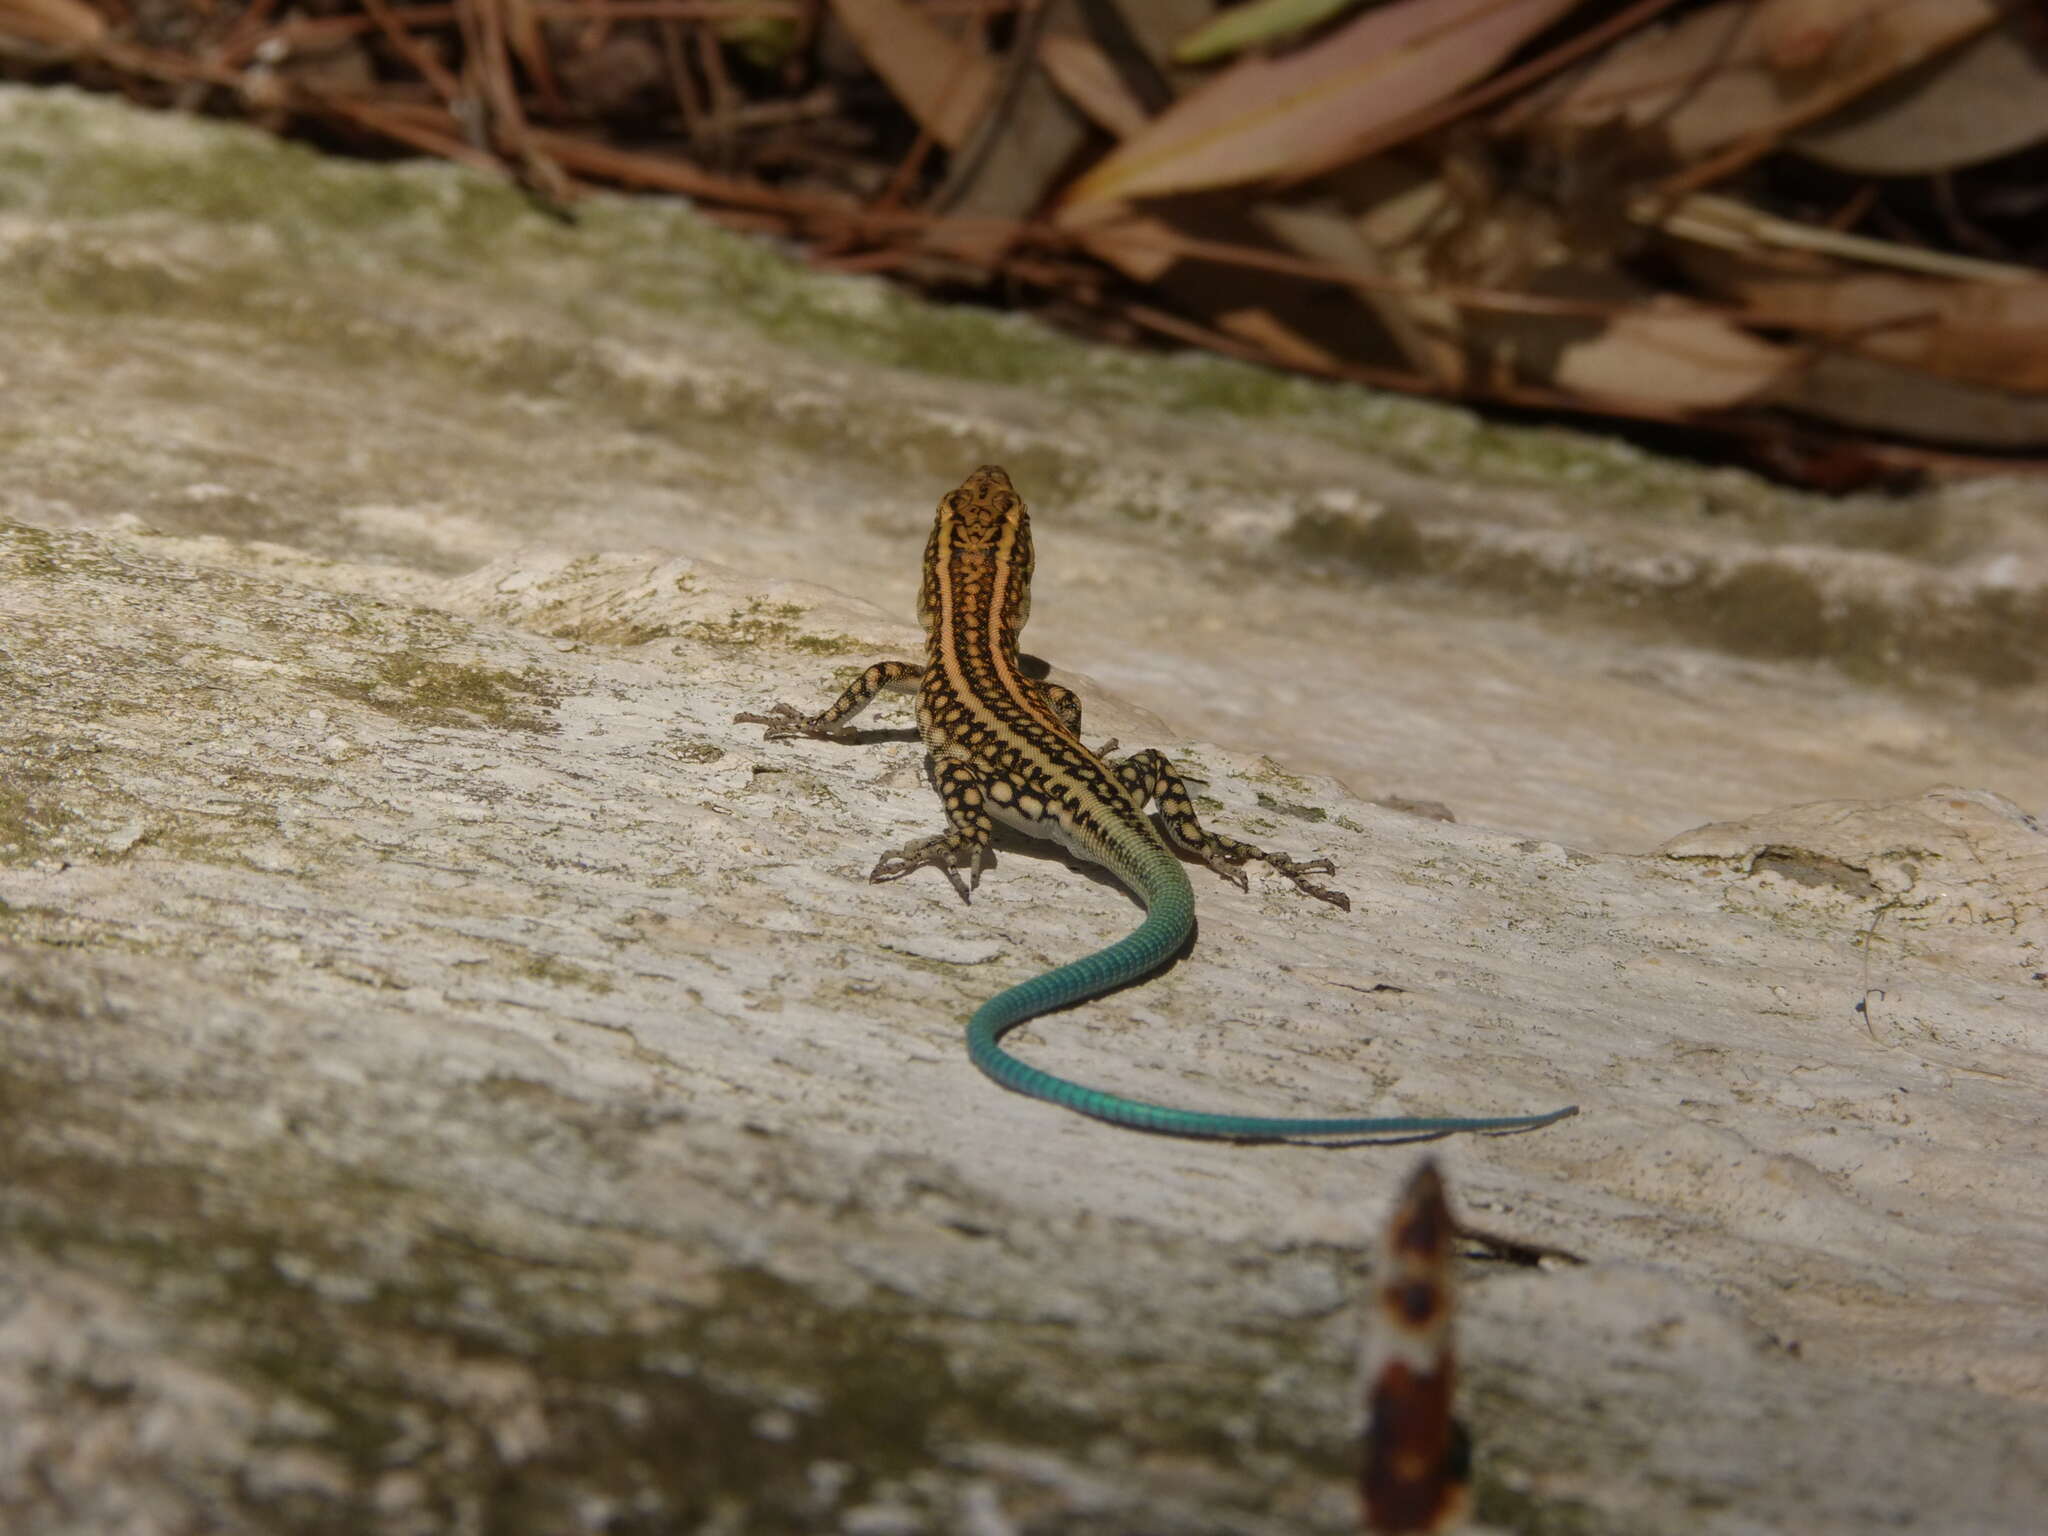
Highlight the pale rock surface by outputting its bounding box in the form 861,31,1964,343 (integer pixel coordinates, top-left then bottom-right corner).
2,87,2047,1534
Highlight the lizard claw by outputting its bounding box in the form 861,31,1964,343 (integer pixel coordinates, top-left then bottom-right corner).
1261,853,1349,910
735,704,815,741
870,833,988,905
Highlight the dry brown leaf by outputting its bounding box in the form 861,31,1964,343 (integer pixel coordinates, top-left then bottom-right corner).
1677,243,2048,395
1038,33,1151,140
1215,305,1348,372
1789,276,2048,394
1536,3,1774,161
1642,181,2048,407
1257,183,1468,385
926,0,1088,267
1073,213,1185,281
1175,0,1368,65
0,0,105,52
826,0,993,150
1753,0,1886,71
1777,350,2048,449
1551,301,1791,410
1793,7,2048,175
1034,30,1175,280
1539,0,1998,162
1059,0,1581,214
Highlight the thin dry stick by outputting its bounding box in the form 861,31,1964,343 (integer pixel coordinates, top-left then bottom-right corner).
467,0,578,203
873,126,941,213
455,0,514,142
695,20,738,152
90,37,242,90
211,0,281,70
504,0,567,117
717,87,839,129
927,0,1048,214
1121,302,1442,395
315,94,506,171
1824,182,1880,233
359,0,464,105
523,125,854,216
658,18,707,142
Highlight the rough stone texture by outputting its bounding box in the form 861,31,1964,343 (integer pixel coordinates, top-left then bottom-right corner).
2,87,2046,1534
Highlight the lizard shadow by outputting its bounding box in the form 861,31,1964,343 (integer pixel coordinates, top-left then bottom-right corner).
818,727,922,747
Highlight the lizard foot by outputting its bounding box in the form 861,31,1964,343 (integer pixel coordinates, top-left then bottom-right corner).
870,832,987,905
1261,853,1350,911
735,704,848,742
1201,847,1350,911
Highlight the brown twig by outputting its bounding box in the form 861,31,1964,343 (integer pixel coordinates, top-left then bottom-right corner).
314,93,505,171
873,127,941,214
1121,302,1443,395
211,0,280,70
694,19,737,156
523,125,851,218
359,0,463,106
658,18,707,141
1824,182,1880,233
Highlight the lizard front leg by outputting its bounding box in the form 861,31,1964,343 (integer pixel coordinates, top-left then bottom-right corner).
868,758,996,905
737,660,923,740
1109,748,1351,911
1034,680,1083,737
1032,680,1120,760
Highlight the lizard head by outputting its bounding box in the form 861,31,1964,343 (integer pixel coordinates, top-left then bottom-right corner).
919,465,1034,639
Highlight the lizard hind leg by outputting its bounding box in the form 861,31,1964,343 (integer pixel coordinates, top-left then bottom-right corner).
1110,749,1351,911
737,659,924,740
869,759,996,904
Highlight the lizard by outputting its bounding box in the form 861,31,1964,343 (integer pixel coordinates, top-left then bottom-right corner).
738,465,1578,1141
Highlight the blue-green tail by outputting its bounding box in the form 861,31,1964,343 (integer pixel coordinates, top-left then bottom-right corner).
964,855,1577,1141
